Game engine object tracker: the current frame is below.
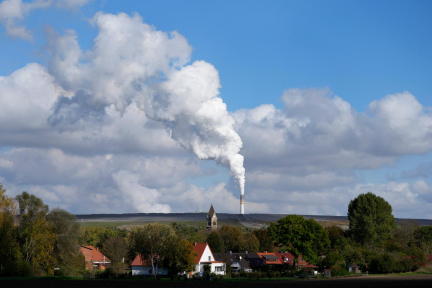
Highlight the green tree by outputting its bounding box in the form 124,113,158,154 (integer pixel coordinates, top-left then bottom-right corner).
342,244,364,266
0,183,23,276
253,228,274,253
325,225,347,250
321,251,345,269
16,192,56,275
102,237,128,264
47,208,84,276
206,231,224,253
348,192,396,247
268,215,330,264
188,230,208,244
101,237,128,274
369,253,398,273
163,238,197,278
240,232,259,253
129,223,176,278
171,222,199,239
413,226,432,254
219,226,243,252
79,227,128,248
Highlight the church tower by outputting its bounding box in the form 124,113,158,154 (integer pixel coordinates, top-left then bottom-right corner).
206,204,217,230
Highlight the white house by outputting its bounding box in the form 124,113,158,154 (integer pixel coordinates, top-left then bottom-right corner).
192,242,225,276
131,254,168,276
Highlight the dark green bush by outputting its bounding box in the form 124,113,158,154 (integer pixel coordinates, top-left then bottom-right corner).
330,266,349,276
370,253,397,273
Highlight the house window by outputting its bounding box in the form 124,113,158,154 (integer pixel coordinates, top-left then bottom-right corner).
215,266,224,271
208,256,211,261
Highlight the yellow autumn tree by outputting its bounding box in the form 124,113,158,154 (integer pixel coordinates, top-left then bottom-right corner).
0,183,22,276
16,191,56,276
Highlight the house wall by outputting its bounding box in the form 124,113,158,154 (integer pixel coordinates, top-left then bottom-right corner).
192,246,225,275
194,263,225,275
211,263,225,275
132,265,168,276
200,245,214,262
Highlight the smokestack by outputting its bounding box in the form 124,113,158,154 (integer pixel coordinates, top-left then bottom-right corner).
240,194,244,214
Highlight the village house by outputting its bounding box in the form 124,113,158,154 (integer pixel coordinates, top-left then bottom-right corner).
257,252,283,265
192,242,225,276
131,254,168,276
348,263,361,273
214,252,263,272
274,252,319,269
79,245,111,270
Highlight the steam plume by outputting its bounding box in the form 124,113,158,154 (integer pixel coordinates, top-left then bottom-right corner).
45,12,246,212
144,61,246,208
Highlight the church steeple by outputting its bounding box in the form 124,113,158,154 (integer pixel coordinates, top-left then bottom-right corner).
206,204,217,230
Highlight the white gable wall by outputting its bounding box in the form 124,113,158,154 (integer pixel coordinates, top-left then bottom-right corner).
193,244,225,276
199,245,214,263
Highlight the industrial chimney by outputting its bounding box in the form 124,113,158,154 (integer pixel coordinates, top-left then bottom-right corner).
240,194,244,214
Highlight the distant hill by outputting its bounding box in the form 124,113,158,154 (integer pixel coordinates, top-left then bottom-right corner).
74,213,432,226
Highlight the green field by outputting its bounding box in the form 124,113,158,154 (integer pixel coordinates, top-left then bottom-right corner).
79,219,252,230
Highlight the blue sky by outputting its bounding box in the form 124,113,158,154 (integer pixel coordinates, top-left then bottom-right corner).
2,1,431,111
0,0,431,217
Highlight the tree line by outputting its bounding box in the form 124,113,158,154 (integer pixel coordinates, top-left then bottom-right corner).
2,182,432,277
0,184,84,276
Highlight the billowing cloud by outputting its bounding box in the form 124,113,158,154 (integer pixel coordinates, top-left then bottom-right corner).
0,147,206,212
234,88,432,186
1,10,431,217
45,12,246,204
232,88,432,217
112,170,171,213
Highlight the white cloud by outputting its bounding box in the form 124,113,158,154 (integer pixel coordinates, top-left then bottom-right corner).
0,0,90,41
234,88,432,184
45,12,246,199
228,88,432,217
160,182,268,214
0,63,63,131
112,170,171,213
1,11,432,217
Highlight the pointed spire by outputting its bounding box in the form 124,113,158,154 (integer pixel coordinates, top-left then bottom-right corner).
208,204,215,218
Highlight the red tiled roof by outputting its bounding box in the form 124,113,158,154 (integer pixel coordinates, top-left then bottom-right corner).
131,254,153,266
193,243,208,264
257,253,283,264
274,252,313,266
79,245,110,263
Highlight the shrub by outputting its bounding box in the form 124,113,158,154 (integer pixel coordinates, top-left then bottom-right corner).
330,265,349,276
369,253,398,273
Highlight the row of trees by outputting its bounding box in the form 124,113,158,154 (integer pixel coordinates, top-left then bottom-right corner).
0,183,199,278
0,184,84,276
2,182,432,277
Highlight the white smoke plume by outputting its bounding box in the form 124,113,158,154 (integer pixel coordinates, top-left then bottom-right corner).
145,60,246,196
45,12,246,201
